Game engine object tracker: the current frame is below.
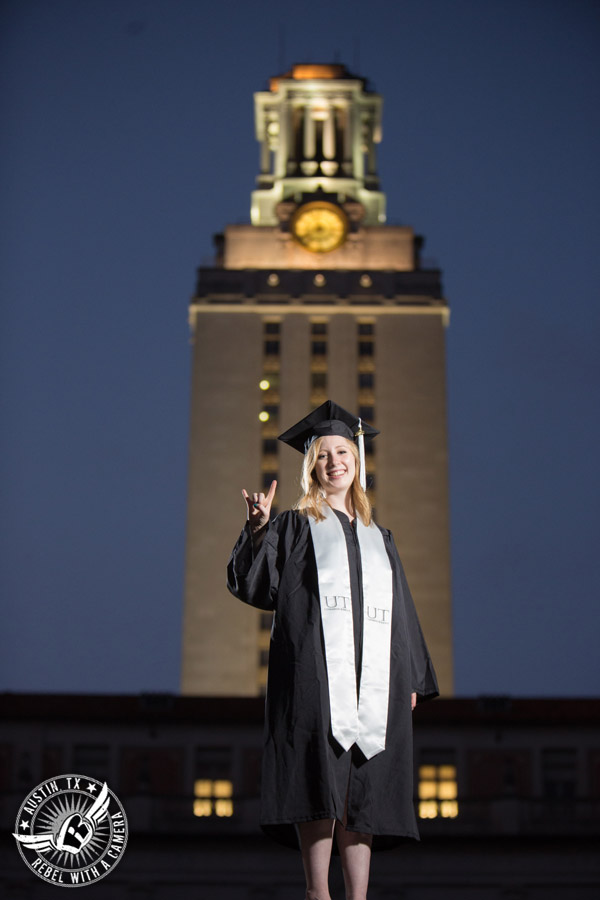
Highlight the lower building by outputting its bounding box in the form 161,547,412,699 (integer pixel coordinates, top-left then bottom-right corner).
1,694,599,898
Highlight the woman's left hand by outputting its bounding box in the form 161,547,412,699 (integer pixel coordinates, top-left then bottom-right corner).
411,692,417,711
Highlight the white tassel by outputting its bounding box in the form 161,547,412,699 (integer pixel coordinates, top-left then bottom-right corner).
357,418,366,491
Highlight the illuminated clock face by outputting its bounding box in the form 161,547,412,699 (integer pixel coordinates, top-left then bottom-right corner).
291,202,348,253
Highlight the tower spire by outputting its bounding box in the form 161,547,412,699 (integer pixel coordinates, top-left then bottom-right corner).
251,63,385,227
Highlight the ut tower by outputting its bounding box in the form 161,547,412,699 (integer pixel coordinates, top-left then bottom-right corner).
181,64,453,697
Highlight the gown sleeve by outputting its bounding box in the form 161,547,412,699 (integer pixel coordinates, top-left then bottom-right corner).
384,529,439,703
226,511,300,611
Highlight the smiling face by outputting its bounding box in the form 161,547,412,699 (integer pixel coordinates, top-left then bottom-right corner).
313,435,357,497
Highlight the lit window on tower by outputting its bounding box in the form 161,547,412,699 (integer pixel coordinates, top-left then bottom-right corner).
418,763,459,819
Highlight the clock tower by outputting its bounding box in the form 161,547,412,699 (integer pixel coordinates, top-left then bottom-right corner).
251,63,385,229
181,64,453,697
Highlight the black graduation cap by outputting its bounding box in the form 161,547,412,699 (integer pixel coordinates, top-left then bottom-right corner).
278,400,379,453
278,401,378,490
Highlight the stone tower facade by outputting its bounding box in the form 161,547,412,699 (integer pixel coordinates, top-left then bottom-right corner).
181,64,453,696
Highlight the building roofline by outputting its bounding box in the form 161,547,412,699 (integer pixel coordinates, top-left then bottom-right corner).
2,693,599,726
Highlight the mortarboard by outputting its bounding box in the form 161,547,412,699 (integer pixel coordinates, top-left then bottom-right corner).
278,400,379,490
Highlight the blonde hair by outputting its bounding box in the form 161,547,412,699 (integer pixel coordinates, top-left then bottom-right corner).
294,436,373,526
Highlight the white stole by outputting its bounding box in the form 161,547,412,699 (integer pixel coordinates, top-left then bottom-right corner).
309,505,393,759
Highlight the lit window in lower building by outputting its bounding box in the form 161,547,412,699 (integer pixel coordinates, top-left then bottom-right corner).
193,779,234,818
418,764,458,819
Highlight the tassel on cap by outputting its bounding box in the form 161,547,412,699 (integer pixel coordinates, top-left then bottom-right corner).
356,419,366,491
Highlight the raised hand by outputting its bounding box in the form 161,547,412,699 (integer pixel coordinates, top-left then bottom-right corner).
242,480,277,533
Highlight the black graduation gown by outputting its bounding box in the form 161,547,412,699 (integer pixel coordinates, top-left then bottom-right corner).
227,509,439,851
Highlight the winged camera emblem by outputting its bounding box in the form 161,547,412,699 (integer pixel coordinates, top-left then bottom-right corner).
13,781,110,856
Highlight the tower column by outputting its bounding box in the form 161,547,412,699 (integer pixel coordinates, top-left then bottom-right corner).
323,107,335,159
354,112,365,181
304,106,316,159
260,136,270,174
366,116,377,176
276,102,290,178
343,102,353,174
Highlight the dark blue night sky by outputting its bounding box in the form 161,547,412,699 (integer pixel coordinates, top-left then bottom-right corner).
2,0,599,696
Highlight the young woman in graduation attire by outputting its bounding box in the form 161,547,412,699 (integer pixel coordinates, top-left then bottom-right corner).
227,401,438,900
